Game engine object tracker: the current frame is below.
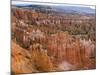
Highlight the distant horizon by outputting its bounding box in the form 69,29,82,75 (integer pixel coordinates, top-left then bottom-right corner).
12,1,96,9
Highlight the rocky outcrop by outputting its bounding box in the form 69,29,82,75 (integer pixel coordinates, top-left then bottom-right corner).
11,41,37,74
29,44,55,72
47,32,95,70
11,6,96,74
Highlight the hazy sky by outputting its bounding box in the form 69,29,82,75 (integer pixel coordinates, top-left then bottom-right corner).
12,0,95,5
12,0,95,9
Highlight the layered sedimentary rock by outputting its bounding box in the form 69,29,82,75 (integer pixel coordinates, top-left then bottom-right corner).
11,41,37,74
11,6,96,74
47,32,95,70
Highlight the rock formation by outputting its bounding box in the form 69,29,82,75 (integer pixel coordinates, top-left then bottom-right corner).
11,6,96,74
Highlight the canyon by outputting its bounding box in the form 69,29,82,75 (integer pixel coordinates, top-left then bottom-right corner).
11,5,96,74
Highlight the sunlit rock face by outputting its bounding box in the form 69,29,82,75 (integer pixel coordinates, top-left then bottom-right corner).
11,41,37,74
11,6,96,74
47,32,95,70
